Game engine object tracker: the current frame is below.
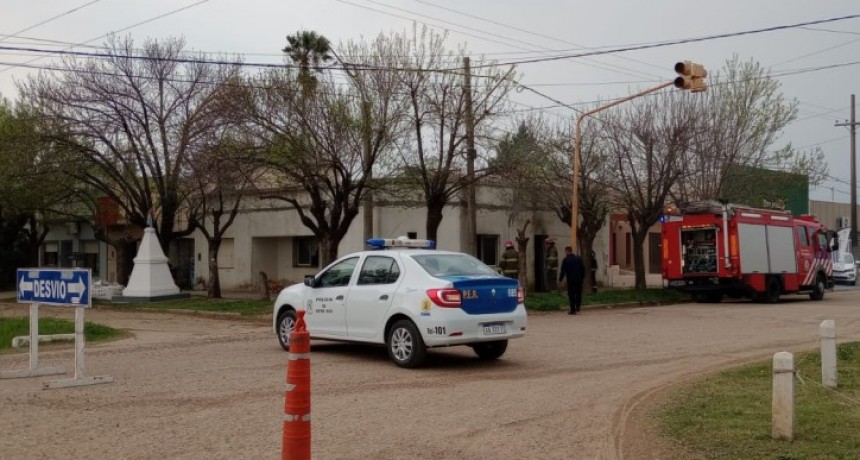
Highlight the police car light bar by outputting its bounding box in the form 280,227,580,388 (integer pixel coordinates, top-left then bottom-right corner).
366,237,436,250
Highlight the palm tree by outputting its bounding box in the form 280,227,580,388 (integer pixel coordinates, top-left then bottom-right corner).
283,30,333,91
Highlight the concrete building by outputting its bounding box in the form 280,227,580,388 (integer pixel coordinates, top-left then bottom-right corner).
188,185,598,292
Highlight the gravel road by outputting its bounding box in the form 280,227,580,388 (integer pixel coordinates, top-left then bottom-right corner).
2,291,859,459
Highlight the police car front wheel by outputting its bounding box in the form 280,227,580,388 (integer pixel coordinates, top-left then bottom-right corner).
387,319,427,368
277,309,297,351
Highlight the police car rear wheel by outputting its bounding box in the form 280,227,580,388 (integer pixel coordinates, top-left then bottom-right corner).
471,340,508,360
387,320,426,368
277,309,297,351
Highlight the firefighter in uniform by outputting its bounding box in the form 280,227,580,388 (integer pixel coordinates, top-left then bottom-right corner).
545,238,559,290
499,241,519,279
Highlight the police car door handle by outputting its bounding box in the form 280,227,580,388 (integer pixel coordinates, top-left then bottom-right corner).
335,295,344,300
379,294,389,300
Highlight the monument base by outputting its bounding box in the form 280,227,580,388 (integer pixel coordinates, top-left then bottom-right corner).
111,293,191,303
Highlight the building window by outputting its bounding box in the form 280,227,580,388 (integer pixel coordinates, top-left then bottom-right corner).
407,231,417,239
293,237,320,267
476,234,499,266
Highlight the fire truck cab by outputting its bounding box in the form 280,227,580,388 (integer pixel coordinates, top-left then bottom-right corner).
662,202,833,303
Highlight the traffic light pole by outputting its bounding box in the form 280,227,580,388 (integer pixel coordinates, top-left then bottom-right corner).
570,81,674,253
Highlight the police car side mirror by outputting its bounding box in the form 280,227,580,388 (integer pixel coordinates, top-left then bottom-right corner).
304,275,316,287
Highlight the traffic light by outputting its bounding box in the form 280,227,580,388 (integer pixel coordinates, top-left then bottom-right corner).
674,61,707,92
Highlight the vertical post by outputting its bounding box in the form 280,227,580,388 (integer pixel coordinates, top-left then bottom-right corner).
361,99,374,244
851,94,857,252
74,307,85,379
835,95,857,251
772,351,795,441
820,319,837,389
569,81,674,253
571,121,582,253
29,303,39,371
463,56,477,256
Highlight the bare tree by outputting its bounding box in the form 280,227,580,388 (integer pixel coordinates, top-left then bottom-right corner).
20,35,241,284
394,27,515,241
187,130,259,298
244,32,410,266
602,92,697,290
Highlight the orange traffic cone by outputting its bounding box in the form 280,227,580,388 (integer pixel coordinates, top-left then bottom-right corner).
282,310,311,460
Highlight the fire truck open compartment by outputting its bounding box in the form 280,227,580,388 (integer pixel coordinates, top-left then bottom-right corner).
681,227,718,274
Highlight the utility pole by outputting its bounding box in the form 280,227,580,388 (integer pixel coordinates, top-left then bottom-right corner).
463,56,477,256
362,99,373,245
835,94,857,251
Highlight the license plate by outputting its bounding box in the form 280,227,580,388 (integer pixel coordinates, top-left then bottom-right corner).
483,323,506,335
668,280,685,287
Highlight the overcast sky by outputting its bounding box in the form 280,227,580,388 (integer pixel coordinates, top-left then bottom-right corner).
1,0,858,204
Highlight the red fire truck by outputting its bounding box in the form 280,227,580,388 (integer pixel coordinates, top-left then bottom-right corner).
661,201,834,303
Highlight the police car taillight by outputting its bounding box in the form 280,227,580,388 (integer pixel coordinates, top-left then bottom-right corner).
427,288,461,308
517,286,525,304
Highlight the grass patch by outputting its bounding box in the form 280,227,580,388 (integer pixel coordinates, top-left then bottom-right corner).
658,342,860,459
100,297,271,316
526,288,690,311
0,317,123,351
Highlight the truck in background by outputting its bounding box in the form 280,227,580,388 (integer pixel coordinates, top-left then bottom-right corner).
662,201,834,303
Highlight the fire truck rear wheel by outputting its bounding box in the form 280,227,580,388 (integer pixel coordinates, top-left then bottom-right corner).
810,274,825,301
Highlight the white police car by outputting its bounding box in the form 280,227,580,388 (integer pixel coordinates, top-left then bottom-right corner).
273,237,527,368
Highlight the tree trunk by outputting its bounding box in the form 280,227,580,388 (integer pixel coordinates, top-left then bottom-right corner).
320,235,340,267
515,219,530,290
425,202,445,243
208,240,222,299
581,239,595,294
631,229,648,290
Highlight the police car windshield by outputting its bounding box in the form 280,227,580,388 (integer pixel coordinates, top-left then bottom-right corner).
412,254,498,277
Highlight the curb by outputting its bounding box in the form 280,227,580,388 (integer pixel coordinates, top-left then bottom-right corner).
12,333,75,348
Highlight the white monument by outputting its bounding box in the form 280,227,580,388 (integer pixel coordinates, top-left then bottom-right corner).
116,218,188,302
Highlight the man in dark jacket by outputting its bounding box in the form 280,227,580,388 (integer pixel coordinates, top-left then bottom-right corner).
558,246,586,315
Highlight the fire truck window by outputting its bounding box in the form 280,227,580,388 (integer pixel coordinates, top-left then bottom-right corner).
817,233,828,250
796,226,809,247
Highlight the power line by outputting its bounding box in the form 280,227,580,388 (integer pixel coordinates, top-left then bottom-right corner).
480,13,860,69
413,0,664,75
0,0,212,75
0,0,107,44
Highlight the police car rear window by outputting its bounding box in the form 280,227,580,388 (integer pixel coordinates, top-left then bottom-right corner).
413,254,498,277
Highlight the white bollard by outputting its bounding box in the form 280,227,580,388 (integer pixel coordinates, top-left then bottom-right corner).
820,320,837,389
772,351,795,441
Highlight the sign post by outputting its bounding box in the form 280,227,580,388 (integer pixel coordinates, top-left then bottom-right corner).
1,268,113,389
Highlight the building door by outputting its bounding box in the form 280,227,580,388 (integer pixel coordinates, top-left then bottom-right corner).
533,235,547,291
648,232,662,274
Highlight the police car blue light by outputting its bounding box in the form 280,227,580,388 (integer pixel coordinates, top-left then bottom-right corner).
366,237,436,250
272,242,526,368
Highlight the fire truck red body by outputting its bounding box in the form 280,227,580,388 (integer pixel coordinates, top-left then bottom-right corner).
661,202,833,302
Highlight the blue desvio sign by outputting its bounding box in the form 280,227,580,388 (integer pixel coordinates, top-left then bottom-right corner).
17,268,91,307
